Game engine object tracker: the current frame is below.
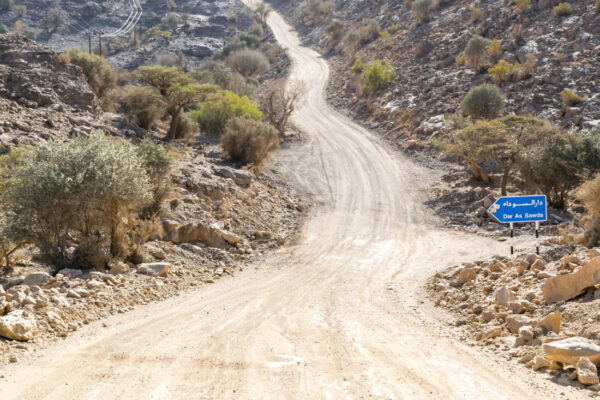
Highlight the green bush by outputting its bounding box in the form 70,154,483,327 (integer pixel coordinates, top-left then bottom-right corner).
469,6,483,22
13,4,25,16
512,0,530,13
80,1,101,18
553,2,573,16
136,139,173,212
189,90,262,137
362,60,395,92
344,20,380,51
0,24,8,34
460,83,505,119
349,58,363,73
41,7,67,32
1,134,154,267
191,61,259,97
305,0,334,18
221,117,279,165
226,49,270,77
67,48,117,107
161,13,182,31
146,25,172,40
412,0,435,23
463,34,491,70
560,89,583,107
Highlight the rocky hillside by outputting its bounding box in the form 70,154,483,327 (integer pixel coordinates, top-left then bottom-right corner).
0,33,304,365
0,0,254,70
275,0,600,136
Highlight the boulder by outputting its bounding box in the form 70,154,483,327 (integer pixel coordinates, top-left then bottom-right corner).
495,286,516,306
541,258,600,303
544,337,600,366
538,311,561,334
169,222,240,248
0,310,38,341
577,357,600,386
23,272,51,287
109,261,130,275
481,326,502,340
214,167,253,186
57,268,84,279
506,315,535,334
137,262,171,277
455,267,476,286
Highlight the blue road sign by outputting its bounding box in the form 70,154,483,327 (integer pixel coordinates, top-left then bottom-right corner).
487,195,547,224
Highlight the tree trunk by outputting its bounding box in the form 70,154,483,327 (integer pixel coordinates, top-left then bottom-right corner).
501,166,511,196
467,159,491,184
167,108,182,139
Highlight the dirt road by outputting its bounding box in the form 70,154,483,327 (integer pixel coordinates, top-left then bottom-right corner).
0,8,587,400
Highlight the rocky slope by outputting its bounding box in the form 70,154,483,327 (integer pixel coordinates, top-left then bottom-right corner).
0,0,254,70
0,33,305,365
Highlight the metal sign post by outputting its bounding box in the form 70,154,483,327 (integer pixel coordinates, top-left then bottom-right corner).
488,195,547,256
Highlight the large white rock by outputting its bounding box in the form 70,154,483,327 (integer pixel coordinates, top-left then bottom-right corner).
544,337,600,366
137,262,171,277
23,272,52,287
577,357,600,386
541,257,600,303
0,310,38,341
495,286,515,306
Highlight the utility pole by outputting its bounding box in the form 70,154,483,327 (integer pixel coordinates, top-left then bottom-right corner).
98,32,102,57
88,32,92,55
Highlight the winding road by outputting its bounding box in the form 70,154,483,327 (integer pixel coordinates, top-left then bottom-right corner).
0,6,587,400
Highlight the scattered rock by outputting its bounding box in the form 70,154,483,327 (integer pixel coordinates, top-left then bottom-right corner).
0,310,37,341
538,311,561,334
23,272,51,287
495,286,515,306
137,262,171,277
544,337,600,366
541,258,600,303
577,357,600,386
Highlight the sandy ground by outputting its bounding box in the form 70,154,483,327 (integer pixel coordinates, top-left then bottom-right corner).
0,7,590,400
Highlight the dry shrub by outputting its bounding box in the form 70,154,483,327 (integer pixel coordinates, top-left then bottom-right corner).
171,114,199,143
121,86,165,130
261,80,305,134
226,49,270,77
221,117,279,166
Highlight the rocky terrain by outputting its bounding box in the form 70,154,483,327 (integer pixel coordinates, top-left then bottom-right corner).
427,245,600,393
0,0,254,70
0,32,304,365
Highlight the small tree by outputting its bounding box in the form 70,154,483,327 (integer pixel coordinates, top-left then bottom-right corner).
226,49,270,77
463,34,491,70
136,65,218,139
41,7,67,32
449,116,555,195
80,1,101,18
221,117,279,165
261,80,305,134
460,83,505,119
1,134,154,266
255,2,272,24
13,4,26,16
189,89,263,136
362,60,395,92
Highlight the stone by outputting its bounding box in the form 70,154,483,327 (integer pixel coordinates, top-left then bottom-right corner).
495,286,516,306
506,315,535,334
532,356,552,370
137,262,171,277
455,267,476,286
214,167,253,186
0,310,37,341
57,268,84,279
23,272,52,287
538,311,561,334
507,301,525,314
481,326,502,340
544,337,600,366
577,357,599,386
109,261,130,275
541,258,600,303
